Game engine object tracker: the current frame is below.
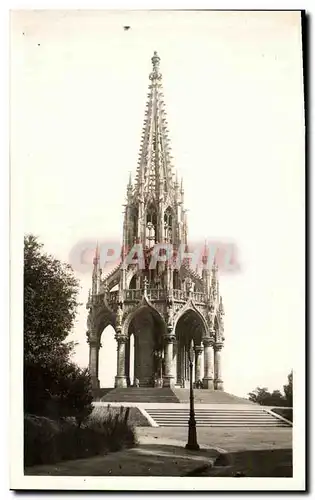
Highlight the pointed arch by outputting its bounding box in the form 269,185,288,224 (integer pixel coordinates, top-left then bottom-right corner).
121,300,167,338
173,300,208,337
91,305,115,338
163,206,174,243
127,267,138,289
122,301,167,387
145,203,157,249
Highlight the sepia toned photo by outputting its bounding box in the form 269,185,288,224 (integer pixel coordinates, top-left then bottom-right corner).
10,9,305,491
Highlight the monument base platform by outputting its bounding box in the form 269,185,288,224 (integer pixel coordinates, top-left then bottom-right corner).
94,387,255,405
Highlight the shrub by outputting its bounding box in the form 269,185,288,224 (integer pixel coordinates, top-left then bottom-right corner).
24,409,137,467
86,406,138,452
93,404,151,427
24,235,93,423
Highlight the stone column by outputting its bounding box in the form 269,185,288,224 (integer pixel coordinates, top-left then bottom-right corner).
186,342,190,381
172,340,177,380
194,346,203,386
125,337,130,387
89,337,100,390
176,340,181,384
115,335,128,388
202,338,214,389
163,334,175,387
214,343,224,391
180,342,186,386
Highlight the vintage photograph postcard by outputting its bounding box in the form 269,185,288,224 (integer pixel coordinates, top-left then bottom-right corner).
10,9,305,491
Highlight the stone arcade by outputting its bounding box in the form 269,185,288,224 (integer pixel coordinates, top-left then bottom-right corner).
86,52,225,391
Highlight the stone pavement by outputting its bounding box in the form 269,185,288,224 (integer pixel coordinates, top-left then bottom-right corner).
25,427,292,477
138,426,292,452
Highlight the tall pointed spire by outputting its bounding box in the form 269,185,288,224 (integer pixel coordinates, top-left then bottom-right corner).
126,171,133,199
210,255,218,301
134,52,175,199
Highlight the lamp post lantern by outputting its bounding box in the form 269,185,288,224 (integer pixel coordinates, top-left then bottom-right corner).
185,342,200,450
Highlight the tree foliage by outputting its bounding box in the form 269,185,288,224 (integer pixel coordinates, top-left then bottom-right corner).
283,371,293,407
248,372,293,407
24,235,93,421
24,235,79,365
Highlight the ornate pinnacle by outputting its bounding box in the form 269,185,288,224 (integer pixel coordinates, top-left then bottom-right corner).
151,51,160,72
93,242,99,266
127,171,132,198
150,51,162,81
202,239,208,267
175,170,179,187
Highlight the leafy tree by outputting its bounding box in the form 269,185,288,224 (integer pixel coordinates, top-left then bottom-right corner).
283,371,293,407
248,387,285,406
248,387,271,405
24,235,79,365
24,235,93,421
248,372,293,407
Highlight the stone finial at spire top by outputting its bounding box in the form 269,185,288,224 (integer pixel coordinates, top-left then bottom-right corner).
150,51,162,81
127,171,132,194
202,239,208,266
151,51,160,70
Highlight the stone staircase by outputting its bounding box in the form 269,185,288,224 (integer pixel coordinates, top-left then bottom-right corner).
173,389,255,405
144,407,291,427
99,387,180,403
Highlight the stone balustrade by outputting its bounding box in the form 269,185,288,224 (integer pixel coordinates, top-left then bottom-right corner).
105,288,207,305
173,289,186,301
190,291,206,303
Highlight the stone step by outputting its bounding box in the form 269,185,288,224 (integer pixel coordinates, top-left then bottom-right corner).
144,423,287,427
145,408,290,427
147,416,277,420
99,387,180,403
147,410,274,414
148,410,274,421
172,389,255,405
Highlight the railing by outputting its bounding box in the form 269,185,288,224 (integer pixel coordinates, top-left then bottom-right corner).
190,291,206,303
106,288,206,305
173,289,186,301
146,289,167,301
124,288,167,301
124,289,143,301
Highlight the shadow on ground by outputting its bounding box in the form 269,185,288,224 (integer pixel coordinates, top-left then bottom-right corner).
192,448,293,477
25,443,219,477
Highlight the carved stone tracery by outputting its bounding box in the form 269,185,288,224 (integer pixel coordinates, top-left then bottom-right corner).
86,52,225,391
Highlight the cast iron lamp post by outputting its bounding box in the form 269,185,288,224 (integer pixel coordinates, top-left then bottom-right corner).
185,343,200,450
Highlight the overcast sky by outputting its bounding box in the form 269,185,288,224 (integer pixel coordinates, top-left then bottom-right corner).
11,10,304,397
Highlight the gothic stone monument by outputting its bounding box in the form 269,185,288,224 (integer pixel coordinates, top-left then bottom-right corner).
86,52,225,391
